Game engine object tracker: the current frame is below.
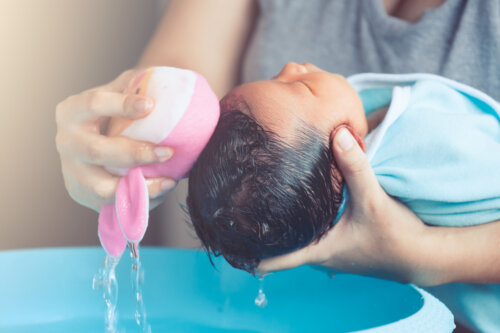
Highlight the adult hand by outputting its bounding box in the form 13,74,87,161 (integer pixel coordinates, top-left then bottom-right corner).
258,127,438,285
55,69,177,212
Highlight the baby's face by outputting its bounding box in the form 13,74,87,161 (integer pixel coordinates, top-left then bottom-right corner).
221,62,368,141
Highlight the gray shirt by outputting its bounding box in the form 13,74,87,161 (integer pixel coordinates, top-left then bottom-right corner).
243,0,500,101
242,1,500,331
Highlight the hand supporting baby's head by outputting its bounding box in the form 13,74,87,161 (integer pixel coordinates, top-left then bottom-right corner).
187,63,367,272
187,108,343,272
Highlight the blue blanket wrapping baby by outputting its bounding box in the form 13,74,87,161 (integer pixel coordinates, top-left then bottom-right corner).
343,73,500,332
337,73,500,227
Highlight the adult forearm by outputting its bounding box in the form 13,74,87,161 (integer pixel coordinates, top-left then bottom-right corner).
412,221,500,286
135,0,257,98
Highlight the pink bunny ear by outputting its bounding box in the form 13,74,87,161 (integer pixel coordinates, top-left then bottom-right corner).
115,167,149,243
98,204,127,258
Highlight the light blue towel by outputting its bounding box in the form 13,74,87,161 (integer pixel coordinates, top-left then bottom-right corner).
338,74,500,227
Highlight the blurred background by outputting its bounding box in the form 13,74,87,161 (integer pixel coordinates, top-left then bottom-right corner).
0,0,200,250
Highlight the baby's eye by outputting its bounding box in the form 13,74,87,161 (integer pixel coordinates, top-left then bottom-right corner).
136,88,141,94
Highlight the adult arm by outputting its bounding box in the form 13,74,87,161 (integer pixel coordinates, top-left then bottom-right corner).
137,0,258,98
56,0,258,211
258,128,500,287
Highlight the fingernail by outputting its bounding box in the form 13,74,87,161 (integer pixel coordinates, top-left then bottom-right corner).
134,98,153,113
154,147,173,161
336,128,354,152
161,179,176,192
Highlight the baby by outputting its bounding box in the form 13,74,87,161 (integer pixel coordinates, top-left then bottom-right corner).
186,62,500,273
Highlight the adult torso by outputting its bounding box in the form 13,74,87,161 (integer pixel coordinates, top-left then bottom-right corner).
242,0,500,100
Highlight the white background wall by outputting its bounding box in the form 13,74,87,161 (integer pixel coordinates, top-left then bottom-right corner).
0,0,199,250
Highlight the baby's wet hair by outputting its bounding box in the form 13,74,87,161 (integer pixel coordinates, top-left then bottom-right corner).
187,101,343,273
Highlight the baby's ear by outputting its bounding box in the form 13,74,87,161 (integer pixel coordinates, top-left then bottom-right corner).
330,125,366,152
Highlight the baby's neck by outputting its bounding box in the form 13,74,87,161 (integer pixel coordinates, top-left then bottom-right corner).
366,106,389,134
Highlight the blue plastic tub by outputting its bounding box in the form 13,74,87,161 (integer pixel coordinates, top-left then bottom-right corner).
0,247,454,332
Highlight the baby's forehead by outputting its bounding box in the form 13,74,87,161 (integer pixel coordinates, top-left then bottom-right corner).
220,91,250,114
219,87,314,140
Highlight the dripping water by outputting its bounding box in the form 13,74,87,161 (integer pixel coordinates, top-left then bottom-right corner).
129,243,151,333
93,255,120,333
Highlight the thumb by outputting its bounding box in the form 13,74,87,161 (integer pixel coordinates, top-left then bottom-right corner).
105,69,141,92
257,239,328,274
332,127,381,201
257,246,311,274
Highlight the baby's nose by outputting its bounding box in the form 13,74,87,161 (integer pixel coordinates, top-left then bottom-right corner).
301,62,322,72
276,62,308,79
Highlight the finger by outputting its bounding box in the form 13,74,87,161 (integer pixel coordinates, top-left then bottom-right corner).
331,128,382,202
146,180,173,211
69,161,120,209
104,69,140,92
145,177,177,199
63,131,173,167
257,245,316,274
149,196,166,211
257,223,343,274
61,91,153,123
60,161,100,212
69,162,176,210
310,265,339,278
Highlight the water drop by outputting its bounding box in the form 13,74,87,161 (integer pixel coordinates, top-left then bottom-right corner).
254,276,268,308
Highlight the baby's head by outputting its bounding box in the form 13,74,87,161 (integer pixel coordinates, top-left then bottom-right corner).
187,63,367,273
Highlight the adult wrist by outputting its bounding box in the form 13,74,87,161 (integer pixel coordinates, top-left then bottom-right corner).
405,225,458,286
